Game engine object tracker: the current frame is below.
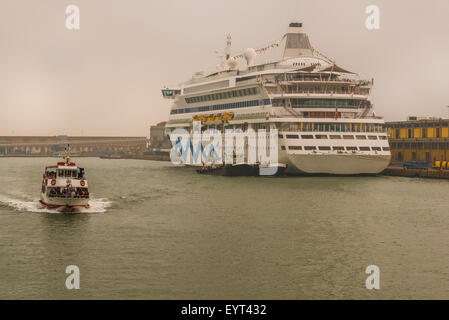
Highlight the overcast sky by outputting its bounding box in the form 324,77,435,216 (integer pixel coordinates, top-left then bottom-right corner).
1,0,448,136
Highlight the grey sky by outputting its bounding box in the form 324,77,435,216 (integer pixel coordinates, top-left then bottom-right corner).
1,0,448,136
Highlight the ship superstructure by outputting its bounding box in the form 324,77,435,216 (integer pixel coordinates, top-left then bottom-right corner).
162,23,390,175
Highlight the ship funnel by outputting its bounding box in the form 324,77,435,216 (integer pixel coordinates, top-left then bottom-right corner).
281,22,314,59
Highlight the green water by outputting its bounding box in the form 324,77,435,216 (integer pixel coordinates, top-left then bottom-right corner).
0,157,448,299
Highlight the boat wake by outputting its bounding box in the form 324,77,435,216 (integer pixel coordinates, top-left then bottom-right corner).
0,195,111,214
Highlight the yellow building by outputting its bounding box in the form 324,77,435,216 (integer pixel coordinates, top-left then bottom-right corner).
386,118,449,163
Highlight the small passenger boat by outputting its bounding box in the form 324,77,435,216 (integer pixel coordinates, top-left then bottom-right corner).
39,145,90,212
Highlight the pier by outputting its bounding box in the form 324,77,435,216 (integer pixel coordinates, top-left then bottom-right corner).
0,136,147,157
383,117,449,180
382,166,449,179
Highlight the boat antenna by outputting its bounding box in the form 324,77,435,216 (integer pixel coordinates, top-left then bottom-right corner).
225,34,231,60
65,144,71,165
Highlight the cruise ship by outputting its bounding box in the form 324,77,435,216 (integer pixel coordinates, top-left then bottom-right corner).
162,23,391,175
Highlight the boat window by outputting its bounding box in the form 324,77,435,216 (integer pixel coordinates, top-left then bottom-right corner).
346,146,358,151
372,147,381,151
368,136,378,140
318,146,331,150
301,135,313,139
359,147,371,151
315,135,328,139
332,146,345,150
343,135,354,140
286,134,299,139
382,147,390,151
329,135,341,139
281,146,286,150
288,146,302,150
356,135,367,140
304,146,316,150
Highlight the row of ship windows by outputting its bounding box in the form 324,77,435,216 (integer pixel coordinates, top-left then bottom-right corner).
292,62,322,67
185,87,259,104
282,146,390,151
290,98,365,109
282,123,386,133
170,99,271,115
279,134,388,140
285,85,359,92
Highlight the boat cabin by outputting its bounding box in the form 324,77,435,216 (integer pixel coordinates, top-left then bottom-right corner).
44,164,86,180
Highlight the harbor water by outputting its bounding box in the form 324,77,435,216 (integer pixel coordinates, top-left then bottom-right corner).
1,157,448,299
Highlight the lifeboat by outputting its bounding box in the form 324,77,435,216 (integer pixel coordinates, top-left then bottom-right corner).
222,112,234,121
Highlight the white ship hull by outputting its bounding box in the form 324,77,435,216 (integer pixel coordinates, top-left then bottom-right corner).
283,153,390,175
